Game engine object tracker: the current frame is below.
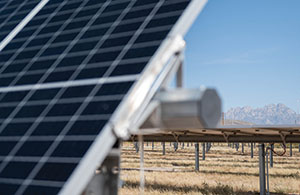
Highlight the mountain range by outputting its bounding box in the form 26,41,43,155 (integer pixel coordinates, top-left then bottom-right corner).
225,103,300,125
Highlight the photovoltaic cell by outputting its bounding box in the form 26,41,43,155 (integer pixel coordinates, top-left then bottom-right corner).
0,0,197,194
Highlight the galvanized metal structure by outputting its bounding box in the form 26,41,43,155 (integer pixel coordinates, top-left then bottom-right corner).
135,125,300,143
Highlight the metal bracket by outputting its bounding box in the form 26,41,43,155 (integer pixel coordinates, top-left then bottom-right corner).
83,144,121,195
222,132,229,143
279,131,287,147
172,132,180,143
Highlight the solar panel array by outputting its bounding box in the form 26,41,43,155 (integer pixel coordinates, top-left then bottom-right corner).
0,0,196,194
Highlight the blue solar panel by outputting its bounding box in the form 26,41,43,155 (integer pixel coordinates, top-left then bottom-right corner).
0,0,205,194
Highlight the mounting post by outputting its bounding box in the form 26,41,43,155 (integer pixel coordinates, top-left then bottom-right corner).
134,142,139,153
162,142,166,155
242,143,244,154
195,143,199,171
202,143,205,160
259,144,266,195
173,142,178,151
152,142,154,150
290,143,293,157
235,143,239,151
251,143,254,158
270,144,273,168
206,142,209,152
176,62,183,88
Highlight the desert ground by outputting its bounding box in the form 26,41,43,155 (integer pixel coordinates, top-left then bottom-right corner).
119,142,300,195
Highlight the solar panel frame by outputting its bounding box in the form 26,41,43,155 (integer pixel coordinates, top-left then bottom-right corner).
0,0,49,51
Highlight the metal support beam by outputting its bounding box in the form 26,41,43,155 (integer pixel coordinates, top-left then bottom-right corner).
182,142,184,149
206,142,209,152
176,62,183,88
133,134,300,143
235,143,239,151
202,143,205,160
251,143,254,158
242,143,244,154
290,143,293,157
162,142,165,155
259,144,266,195
195,143,199,171
270,144,274,168
134,142,139,153
173,142,178,151
139,136,145,193
152,142,154,150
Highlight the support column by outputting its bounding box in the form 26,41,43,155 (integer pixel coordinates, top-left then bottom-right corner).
195,143,199,171
242,143,244,154
202,143,205,160
134,142,139,153
235,143,239,151
290,143,293,157
259,144,266,195
298,144,300,152
251,143,254,158
270,144,274,168
182,142,184,149
206,142,209,152
173,142,178,151
152,142,154,150
162,142,165,155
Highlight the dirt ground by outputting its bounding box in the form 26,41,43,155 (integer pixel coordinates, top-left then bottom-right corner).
119,142,300,195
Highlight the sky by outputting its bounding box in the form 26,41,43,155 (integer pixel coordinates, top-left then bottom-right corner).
184,0,300,112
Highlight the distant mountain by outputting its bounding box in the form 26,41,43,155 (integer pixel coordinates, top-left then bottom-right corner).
225,103,300,125
223,119,254,125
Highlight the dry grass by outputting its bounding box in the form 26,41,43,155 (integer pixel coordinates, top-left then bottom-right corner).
119,142,300,195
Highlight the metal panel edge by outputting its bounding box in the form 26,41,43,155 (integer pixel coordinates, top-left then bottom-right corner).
0,0,49,52
59,124,116,195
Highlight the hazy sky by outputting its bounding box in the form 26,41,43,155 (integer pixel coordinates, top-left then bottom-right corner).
184,0,300,112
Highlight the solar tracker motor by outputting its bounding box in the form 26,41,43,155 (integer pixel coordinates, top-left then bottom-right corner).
140,88,221,130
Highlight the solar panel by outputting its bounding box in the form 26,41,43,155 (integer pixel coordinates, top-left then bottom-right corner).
0,0,206,194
